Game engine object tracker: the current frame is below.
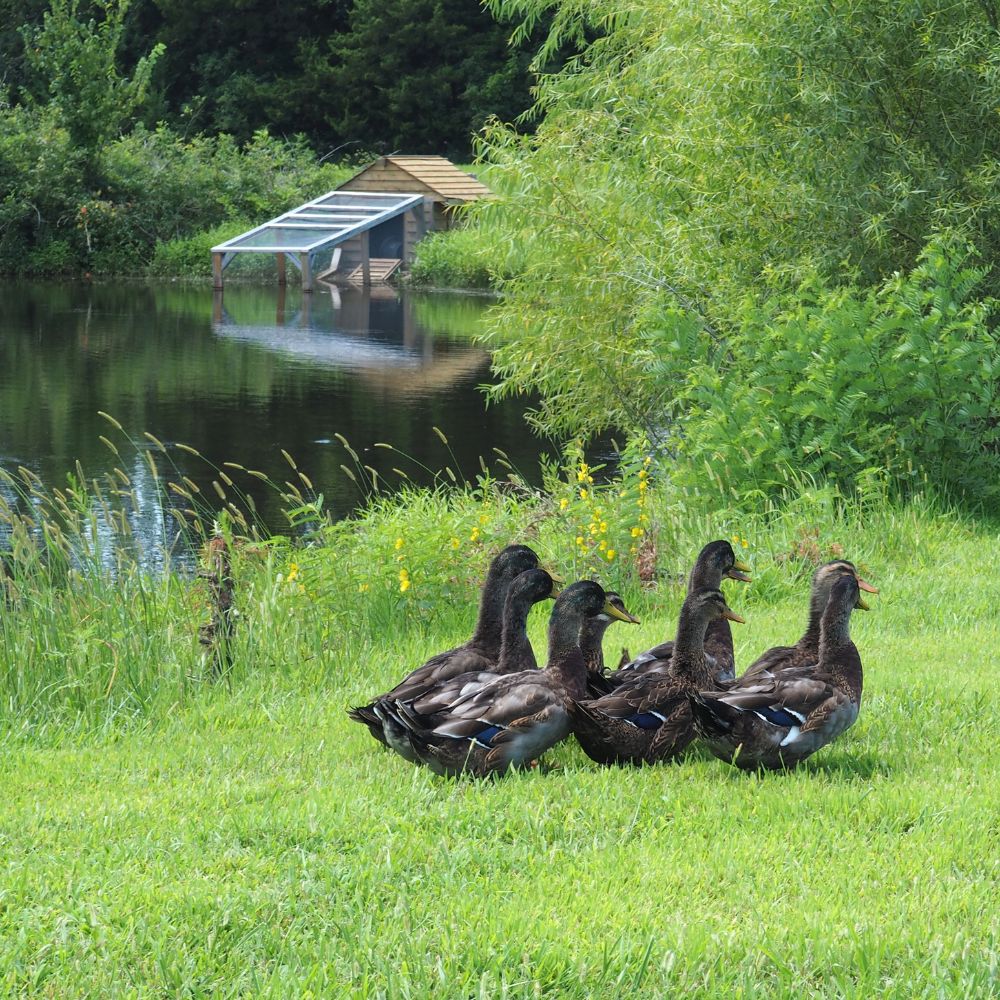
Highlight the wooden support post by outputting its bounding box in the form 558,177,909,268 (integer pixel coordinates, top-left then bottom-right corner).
276,253,287,286
212,253,224,290
359,230,371,287
212,289,223,324
401,209,412,264
300,252,313,293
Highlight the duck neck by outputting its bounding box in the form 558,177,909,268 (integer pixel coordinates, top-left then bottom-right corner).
819,607,861,697
798,587,827,654
672,612,713,688
578,616,611,674
497,591,537,673
470,563,508,651
545,612,588,699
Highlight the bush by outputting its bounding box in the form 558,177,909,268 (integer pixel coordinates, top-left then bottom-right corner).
0,112,355,276
667,236,1000,505
408,225,503,289
148,220,255,278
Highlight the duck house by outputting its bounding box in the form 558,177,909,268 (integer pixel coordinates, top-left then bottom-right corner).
211,155,491,291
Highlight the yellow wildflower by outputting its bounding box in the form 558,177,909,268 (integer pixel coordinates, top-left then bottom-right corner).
599,521,608,533
559,498,569,511
580,489,588,500
394,537,404,550
398,568,411,593
470,526,480,542
479,513,489,525
598,540,607,552
576,536,584,546
631,526,643,538
358,583,370,593
606,549,616,561
286,563,299,583
450,537,461,549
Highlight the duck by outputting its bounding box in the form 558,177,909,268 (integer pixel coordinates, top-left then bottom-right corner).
689,574,867,770
377,567,559,760
376,581,635,777
595,540,751,695
581,591,641,697
570,588,745,766
348,544,549,745
739,559,877,681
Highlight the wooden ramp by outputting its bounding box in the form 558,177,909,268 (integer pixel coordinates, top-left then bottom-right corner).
344,258,402,284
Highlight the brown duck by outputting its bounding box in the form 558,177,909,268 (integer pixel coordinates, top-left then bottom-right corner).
739,559,876,681
377,581,635,777
597,540,750,695
689,574,867,770
581,591,641,697
348,544,548,744
377,567,559,760
570,588,745,766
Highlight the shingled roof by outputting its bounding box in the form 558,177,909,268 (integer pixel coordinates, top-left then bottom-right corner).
337,155,492,203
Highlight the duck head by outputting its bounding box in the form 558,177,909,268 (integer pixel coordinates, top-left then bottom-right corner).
695,540,752,585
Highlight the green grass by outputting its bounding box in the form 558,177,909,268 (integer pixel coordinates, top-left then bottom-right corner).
1,472,999,996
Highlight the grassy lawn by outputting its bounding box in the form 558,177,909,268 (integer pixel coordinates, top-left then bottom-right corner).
1,490,999,997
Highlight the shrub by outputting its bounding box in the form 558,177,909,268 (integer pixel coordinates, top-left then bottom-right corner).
408,225,503,289
667,235,1000,505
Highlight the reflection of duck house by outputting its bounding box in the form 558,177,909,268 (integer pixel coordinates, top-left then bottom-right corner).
211,156,491,292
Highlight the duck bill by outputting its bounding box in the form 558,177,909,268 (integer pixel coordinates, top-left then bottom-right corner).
726,558,752,582
541,565,564,585
856,576,878,594
548,584,562,600
856,596,870,611
722,609,746,624
604,600,640,624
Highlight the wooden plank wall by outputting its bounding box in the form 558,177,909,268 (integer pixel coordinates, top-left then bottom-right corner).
334,206,429,276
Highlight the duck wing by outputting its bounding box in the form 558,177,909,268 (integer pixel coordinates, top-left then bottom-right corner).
690,660,860,769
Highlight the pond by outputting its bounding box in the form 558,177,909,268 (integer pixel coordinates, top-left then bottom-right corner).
0,281,550,548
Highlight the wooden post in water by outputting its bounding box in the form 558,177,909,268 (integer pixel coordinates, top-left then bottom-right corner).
300,252,314,293
276,253,287,286
212,253,224,290
359,230,371,287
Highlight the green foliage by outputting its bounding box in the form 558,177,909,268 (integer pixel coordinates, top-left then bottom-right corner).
670,237,1000,503
19,0,162,151
3,0,543,154
147,219,254,278
301,0,538,156
408,225,503,289
0,114,353,275
473,0,1000,507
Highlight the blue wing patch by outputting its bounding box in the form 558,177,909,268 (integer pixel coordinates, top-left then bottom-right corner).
471,724,503,747
752,705,804,728
628,711,666,730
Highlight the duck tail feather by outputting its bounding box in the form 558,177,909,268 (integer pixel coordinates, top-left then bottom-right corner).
688,692,740,738
347,702,388,745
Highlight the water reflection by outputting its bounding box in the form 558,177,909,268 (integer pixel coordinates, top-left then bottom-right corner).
0,281,547,554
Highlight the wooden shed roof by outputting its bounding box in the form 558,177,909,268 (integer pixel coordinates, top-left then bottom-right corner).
338,156,492,203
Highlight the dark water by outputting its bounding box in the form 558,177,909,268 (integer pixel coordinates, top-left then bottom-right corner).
0,281,548,543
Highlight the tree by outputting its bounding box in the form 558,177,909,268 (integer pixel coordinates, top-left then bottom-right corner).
19,0,162,150
317,0,536,156
477,0,1000,435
